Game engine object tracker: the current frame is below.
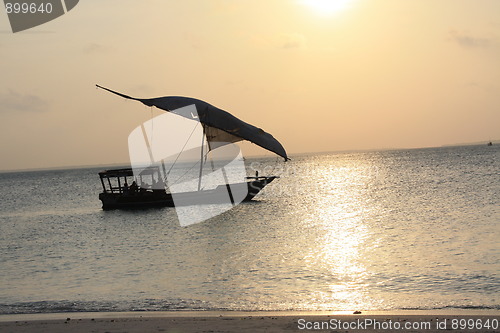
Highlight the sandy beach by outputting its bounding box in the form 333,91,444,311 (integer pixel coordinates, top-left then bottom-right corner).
1,311,498,333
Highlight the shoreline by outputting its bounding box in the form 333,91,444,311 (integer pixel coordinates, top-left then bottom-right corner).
1,310,498,333
1,309,499,322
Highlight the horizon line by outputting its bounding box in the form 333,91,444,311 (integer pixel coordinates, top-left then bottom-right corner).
0,140,497,174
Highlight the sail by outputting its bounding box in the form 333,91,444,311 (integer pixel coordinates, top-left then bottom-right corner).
97,85,288,160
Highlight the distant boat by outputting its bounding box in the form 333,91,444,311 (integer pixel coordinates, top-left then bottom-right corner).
487,141,493,146
96,85,288,210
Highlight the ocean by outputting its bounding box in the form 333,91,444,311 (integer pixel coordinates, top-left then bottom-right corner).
0,145,498,314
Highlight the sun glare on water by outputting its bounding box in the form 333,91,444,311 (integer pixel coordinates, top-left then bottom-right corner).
299,0,352,16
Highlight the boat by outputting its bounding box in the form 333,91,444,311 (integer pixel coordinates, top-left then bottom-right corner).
96,85,287,210
487,141,493,146
98,167,278,209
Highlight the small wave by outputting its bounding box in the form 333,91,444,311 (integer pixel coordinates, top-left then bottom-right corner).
0,299,214,315
401,305,500,311
1,300,499,315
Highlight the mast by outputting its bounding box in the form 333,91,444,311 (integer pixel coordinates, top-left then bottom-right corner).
197,127,205,191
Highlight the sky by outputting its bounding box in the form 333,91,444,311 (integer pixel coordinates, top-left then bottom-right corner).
0,0,499,171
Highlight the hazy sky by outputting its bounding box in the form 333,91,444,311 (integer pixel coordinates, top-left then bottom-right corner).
1,0,499,170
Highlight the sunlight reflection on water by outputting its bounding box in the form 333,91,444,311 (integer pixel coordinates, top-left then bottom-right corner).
301,158,377,310
0,146,498,313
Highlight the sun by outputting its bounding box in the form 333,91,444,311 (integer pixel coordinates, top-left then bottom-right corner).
298,0,352,16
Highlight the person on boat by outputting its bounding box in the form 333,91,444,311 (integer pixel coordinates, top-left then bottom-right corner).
130,181,138,192
123,181,129,193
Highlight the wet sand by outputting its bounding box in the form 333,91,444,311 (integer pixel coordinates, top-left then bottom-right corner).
0,311,498,333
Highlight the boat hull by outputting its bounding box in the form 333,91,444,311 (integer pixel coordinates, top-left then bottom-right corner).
99,177,276,210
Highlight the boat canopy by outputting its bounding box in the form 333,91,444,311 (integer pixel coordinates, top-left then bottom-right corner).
96,85,288,161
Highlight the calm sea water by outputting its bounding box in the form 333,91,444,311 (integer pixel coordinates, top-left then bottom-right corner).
0,145,498,314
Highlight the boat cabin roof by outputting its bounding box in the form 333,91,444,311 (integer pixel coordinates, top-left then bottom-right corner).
99,167,160,178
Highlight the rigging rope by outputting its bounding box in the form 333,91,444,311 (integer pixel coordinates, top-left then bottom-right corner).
169,158,202,187
163,121,201,183
268,156,282,176
149,106,154,149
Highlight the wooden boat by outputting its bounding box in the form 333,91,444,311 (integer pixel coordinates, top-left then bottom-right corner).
98,167,277,209
96,85,287,210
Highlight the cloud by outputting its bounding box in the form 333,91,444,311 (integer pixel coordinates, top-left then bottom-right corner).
465,81,494,93
281,33,307,49
83,43,106,54
449,30,493,49
0,90,50,113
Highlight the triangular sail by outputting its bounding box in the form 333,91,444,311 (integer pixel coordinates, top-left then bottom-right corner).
96,85,288,161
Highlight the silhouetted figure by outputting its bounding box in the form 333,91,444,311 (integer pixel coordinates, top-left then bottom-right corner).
130,181,138,192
